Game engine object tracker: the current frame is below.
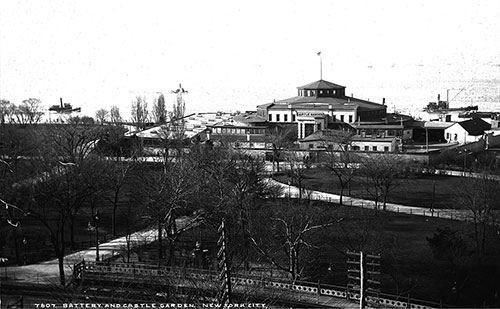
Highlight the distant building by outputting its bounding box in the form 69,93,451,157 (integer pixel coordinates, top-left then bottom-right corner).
299,128,400,153
256,79,388,139
444,117,491,145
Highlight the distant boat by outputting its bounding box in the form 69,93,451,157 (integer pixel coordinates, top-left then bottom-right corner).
423,102,478,113
49,98,81,113
423,89,477,113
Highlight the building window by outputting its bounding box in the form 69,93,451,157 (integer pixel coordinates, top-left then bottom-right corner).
276,114,280,122
284,114,288,122
333,115,336,121
384,146,389,152
454,134,458,141
364,146,369,151
446,133,450,140
353,146,360,151
292,114,296,122
349,115,353,122
340,115,345,122
309,144,314,149
373,146,377,151
269,114,272,121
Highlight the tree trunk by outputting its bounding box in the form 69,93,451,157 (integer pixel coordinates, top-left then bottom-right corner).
339,185,344,205
158,219,163,260
58,226,66,285
167,239,175,266
112,202,118,237
69,215,75,251
11,226,20,265
58,253,65,286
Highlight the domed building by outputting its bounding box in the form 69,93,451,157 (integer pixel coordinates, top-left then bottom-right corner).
257,79,414,152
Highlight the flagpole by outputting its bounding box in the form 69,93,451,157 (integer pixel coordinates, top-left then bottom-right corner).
318,52,322,80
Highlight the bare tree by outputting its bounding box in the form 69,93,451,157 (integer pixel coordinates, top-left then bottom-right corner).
14,160,77,285
95,108,109,125
286,152,311,199
171,85,187,121
103,160,131,236
360,154,408,210
266,124,297,173
455,172,500,254
43,121,106,249
110,105,123,124
321,130,356,205
131,96,149,130
8,99,44,125
248,198,340,282
153,94,167,124
133,157,200,264
0,99,13,125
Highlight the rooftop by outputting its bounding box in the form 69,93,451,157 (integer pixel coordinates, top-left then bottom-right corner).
457,117,491,136
297,79,345,90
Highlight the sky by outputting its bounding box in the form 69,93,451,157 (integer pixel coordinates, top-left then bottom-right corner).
0,0,499,120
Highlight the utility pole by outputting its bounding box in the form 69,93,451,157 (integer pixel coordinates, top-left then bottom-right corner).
217,218,232,306
347,251,381,308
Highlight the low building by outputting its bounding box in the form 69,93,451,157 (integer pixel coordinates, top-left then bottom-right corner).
206,124,268,149
350,136,399,153
299,129,399,153
444,117,491,145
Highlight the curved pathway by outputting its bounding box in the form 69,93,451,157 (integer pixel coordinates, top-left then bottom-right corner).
268,178,473,222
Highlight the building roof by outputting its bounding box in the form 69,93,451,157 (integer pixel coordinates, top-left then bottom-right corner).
456,117,491,136
297,79,345,90
327,121,356,132
231,113,267,124
208,133,267,144
351,136,396,142
353,124,403,130
300,129,353,143
257,96,384,111
423,121,455,129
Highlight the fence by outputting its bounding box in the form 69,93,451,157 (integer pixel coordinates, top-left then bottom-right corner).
277,180,474,223
73,260,447,309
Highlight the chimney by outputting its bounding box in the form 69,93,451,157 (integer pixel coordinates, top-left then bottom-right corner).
383,98,386,105
60,98,63,108
438,94,441,102
351,93,353,98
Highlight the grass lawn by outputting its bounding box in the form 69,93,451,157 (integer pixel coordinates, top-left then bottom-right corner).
129,197,497,307
0,173,149,266
275,168,465,209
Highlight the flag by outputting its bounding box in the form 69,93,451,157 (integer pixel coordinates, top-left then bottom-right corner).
317,52,321,56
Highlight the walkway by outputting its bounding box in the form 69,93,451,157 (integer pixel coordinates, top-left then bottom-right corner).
1,226,158,286
268,178,474,222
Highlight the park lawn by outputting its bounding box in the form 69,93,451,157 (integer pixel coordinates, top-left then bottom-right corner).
130,197,485,306
308,204,466,306
0,172,149,266
275,168,464,209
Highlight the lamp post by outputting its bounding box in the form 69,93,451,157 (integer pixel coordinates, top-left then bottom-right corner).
22,237,27,265
94,212,100,262
462,149,468,176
